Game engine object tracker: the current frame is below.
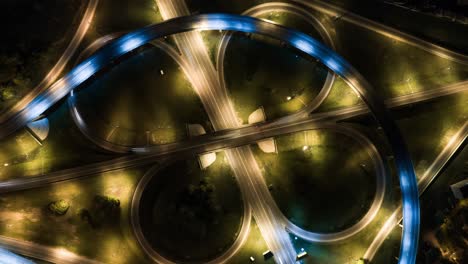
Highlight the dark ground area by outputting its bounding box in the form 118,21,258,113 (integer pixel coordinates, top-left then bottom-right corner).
0,0,82,112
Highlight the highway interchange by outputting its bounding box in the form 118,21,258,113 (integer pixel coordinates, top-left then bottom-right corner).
0,0,467,263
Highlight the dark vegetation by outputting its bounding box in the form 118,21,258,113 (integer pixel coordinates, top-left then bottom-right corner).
80,195,121,228
176,180,221,224
0,0,81,111
139,157,243,262
48,199,70,216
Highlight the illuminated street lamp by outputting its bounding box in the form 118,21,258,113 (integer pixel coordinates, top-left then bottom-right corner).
286,96,292,101
3,163,8,167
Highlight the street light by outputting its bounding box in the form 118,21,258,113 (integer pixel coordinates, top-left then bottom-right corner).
286,96,292,101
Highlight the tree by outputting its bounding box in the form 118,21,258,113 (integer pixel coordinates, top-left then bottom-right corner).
80,195,121,228
176,180,220,223
48,199,70,216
